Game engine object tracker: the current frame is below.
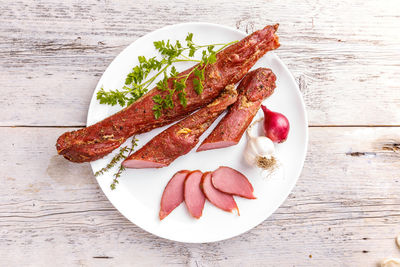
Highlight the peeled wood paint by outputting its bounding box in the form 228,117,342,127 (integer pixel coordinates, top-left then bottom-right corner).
0,126,400,266
2,0,400,265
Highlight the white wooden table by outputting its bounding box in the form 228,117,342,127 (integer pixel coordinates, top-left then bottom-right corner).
1,0,399,266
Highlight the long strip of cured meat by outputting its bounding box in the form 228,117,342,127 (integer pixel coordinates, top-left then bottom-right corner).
159,170,190,220
211,166,256,199
184,171,206,219
56,25,280,163
197,68,276,152
201,172,239,215
122,85,238,168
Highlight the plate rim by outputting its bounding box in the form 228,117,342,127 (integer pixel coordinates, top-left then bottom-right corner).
87,22,309,243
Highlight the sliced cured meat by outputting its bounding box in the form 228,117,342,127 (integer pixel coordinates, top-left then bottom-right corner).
211,166,256,199
201,172,239,215
197,68,276,152
122,85,238,168
184,170,206,219
56,25,280,163
159,170,190,220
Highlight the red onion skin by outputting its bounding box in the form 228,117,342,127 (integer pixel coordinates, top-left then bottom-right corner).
261,105,290,143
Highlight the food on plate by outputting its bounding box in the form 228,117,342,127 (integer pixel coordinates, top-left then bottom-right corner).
96,33,238,111
122,85,238,168
244,119,277,172
211,166,256,199
92,137,139,190
261,105,290,143
159,170,190,220
201,172,239,215
160,166,255,220
197,68,276,152
56,24,280,163
184,170,206,219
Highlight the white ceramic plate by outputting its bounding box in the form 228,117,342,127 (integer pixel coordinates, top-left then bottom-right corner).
88,22,308,243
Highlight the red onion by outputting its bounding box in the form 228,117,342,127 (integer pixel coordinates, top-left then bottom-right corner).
261,105,290,143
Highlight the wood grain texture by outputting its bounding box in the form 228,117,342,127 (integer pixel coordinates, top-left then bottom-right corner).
0,0,399,126
1,127,399,266
1,0,400,266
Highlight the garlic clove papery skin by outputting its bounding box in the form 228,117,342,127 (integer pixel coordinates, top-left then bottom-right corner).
253,136,275,157
244,136,275,167
244,142,257,166
381,258,400,267
396,234,400,249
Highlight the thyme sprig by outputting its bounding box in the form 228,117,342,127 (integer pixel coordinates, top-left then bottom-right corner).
94,146,129,177
94,137,139,190
97,33,237,118
95,34,237,190
110,137,138,190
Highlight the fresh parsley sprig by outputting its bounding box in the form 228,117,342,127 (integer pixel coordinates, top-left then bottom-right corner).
94,35,237,190
97,33,237,119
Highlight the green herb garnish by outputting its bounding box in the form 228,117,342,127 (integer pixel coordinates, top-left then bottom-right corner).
94,146,129,177
95,34,237,189
94,137,139,190
97,33,237,119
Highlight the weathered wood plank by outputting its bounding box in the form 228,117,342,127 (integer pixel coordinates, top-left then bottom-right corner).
0,0,399,126
0,127,399,266
1,0,400,266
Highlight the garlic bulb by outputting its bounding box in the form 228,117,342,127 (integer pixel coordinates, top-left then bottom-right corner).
244,118,276,170
244,136,275,166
